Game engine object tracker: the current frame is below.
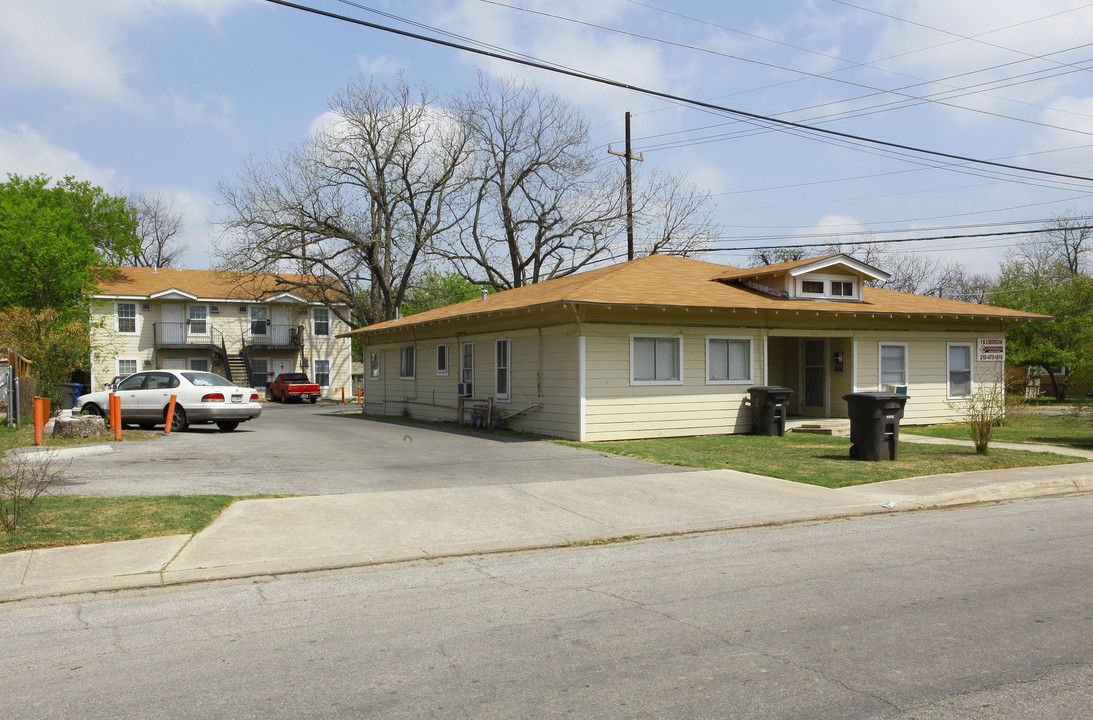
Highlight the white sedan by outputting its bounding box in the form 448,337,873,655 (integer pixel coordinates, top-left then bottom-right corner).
78,369,262,432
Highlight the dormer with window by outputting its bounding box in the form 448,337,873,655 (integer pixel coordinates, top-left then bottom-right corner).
716,254,890,302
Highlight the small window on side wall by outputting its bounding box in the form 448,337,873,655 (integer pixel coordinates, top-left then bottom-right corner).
437,344,448,376
831,281,854,297
116,303,137,334
399,346,415,379
314,358,331,387
801,280,824,294
369,352,380,380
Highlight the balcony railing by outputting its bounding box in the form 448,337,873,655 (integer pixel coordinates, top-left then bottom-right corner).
243,323,303,347
154,322,226,348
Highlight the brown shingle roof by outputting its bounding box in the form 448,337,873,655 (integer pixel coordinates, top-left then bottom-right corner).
93,267,346,304
341,254,1047,336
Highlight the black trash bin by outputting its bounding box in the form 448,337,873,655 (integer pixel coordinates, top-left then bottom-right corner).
748,386,793,436
842,392,909,461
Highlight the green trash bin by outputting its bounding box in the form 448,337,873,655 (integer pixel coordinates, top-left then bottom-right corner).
843,392,909,461
748,386,793,436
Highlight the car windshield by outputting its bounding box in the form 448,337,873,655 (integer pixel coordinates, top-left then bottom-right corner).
182,371,236,387
280,374,310,382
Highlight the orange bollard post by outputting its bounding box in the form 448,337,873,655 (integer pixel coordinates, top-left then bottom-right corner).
357,387,362,405
341,387,345,404
110,393,122,441
33,397,46,446
164,394,177,434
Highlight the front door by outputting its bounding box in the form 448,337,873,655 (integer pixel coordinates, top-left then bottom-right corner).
803,339,826,417
272,358,294,376
272,306,293,344
161,304,184,344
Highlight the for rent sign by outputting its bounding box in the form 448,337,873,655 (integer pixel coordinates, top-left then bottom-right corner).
978,338,1006,362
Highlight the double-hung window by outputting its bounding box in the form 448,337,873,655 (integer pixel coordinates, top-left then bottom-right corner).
495,339,510,401
948,343,972,397
399,346,415,379
631,335,682,384
369,351,380,380
187,305,208,335
706,337,752,384
116,303,137,334
312,308,330,337
879,343,908,388
436,344,448,376
314,358,331,387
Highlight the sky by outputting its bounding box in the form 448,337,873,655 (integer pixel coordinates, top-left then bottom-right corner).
2,0,1093,275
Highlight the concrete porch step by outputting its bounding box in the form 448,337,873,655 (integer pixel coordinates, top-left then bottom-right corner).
786,418,851,437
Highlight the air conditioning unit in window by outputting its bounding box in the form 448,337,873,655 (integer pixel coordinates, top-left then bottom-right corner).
141,303,151,311
457,383,473,397
210,304,220,313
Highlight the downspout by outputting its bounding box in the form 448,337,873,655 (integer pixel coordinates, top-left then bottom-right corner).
569,303,586,442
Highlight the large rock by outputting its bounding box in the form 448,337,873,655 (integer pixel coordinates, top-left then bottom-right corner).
52,414,107,439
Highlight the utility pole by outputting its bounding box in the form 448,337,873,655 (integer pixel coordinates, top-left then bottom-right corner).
608,111,643,261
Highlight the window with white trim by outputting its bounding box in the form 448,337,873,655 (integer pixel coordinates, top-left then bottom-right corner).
706,337,752,384
631,335,682,384
312,307,330,337
831,281,853,297
495,339,510,401
399,346,415,379
879,343,907,388
461,342,474,388
188,305,208,335
314,358,331,387
117,358,138,376
948,343,973,397
116,303,137,334
188,358,209,372
437,344,448,376
369,351,380,380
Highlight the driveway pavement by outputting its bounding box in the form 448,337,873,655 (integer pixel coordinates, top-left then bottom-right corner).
49,402,679,496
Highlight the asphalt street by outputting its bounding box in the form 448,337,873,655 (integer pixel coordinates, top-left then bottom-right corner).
3,495,1091,719
51,401,678,495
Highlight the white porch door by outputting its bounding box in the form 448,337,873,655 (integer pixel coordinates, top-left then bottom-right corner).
161,304,184,343
272,358,294,376
272,306,294,344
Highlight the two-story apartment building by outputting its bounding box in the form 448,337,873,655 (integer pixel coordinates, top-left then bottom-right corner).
90,267,352,398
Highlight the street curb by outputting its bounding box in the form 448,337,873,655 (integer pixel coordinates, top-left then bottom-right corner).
3,444,115,465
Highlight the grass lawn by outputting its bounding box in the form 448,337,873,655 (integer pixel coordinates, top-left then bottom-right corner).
0,495,240,554
0,421,159,455
904,411,1093,451
1,422,261,554
559,432,1083,488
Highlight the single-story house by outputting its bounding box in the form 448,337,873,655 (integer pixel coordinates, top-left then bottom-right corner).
339,254,1046,441
90,267,353,398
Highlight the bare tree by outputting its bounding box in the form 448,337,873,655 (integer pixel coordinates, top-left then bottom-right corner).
632,169,718,258
1007,210,1093,279
125,191,185,268
443,74,626,290
216,75,471,325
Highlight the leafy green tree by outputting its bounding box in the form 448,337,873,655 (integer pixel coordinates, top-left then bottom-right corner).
401,269,482,316
991,262,1093,400
0,307,91,407
0,174,138,317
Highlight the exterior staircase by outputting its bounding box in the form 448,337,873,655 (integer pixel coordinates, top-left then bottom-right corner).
226,355,249,385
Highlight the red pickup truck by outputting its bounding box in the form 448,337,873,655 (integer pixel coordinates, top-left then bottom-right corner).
268,373,321,403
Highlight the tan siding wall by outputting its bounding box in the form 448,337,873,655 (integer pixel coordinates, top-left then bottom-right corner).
583,324,762,441
851,332,1005,426
361,325,581,438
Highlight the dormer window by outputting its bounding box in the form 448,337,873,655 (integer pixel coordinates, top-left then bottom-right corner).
831,281,853,297
796,275,857,300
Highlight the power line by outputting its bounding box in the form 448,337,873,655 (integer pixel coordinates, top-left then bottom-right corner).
711,225,1093,251
261,0,1093,186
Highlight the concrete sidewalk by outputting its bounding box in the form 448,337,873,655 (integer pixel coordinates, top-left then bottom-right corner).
3,444,1093,603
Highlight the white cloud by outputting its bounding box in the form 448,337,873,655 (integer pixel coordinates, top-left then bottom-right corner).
158,91,236,130
161,187,220,269
0,124,117,186
358,56,405,78
0,0,245,105
1030,95,1093,176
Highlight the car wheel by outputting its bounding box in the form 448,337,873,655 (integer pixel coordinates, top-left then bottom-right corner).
81,403,104,417
169,405,189,432
309,397,317,404
216,420,239,432
279,391,286,403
